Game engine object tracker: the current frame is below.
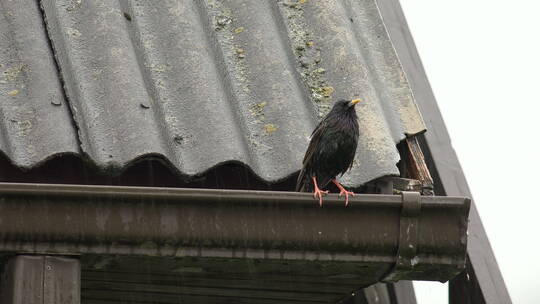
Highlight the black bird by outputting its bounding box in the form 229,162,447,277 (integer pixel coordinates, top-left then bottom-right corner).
296,98,361,206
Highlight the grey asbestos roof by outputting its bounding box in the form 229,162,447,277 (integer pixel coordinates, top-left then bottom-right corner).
0,0,425,187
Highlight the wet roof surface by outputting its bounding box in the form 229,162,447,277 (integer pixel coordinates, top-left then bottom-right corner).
0,0,425,187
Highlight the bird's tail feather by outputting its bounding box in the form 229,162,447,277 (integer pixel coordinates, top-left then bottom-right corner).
295,169,312,192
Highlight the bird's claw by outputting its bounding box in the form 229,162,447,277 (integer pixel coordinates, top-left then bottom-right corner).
338,189,355,206
313,188,329,206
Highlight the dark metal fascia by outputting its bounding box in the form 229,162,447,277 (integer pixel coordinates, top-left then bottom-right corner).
0,182,469,282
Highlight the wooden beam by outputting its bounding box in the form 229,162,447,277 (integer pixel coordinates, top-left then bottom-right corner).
364,284,392,304
0,255,80,304
1,255,44,304
449,258,485,304
403,137,434,196
389,281,418,304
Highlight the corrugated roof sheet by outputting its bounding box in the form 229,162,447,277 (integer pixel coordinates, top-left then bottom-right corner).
0,0,79,165
0,0,425,187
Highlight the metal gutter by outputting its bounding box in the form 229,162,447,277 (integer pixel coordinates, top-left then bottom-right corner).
0,183,469,303
0,183,467,277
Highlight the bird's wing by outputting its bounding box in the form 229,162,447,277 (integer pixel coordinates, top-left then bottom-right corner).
302,120,327,165
341,139,358,176
296,120,327,191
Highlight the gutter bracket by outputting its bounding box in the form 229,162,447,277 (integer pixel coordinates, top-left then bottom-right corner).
382,191,421,282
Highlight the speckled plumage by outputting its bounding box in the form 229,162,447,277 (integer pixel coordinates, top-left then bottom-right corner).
296,99,360,192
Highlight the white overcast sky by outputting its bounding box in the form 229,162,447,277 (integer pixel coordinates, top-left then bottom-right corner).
399,1,540,303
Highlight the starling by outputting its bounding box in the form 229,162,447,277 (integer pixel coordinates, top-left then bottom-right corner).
296,98,362,206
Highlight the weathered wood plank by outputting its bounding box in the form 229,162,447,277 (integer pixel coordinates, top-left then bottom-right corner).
449,259,485,304
0,255,44,304
406,136,433,195
364,284,391,304
44,256,81,304
82,280,340,302
82,270,357,294
404,137,434,195
390,281,417,304
81,255,390,286
79,255,390,304
82,290,325,304
0,255,80,304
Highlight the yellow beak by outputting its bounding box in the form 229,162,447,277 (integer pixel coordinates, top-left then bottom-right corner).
349,98,362,106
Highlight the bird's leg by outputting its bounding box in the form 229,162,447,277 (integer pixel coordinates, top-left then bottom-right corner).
312,177,329,207
332,179,354,206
